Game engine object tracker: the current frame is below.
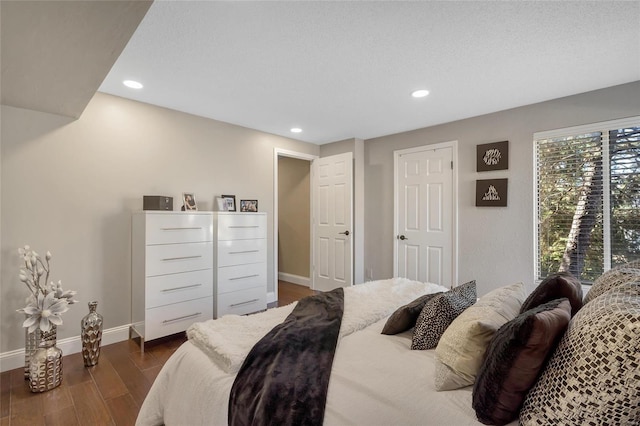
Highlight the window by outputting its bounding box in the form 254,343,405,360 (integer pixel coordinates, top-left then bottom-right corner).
535,117,640,284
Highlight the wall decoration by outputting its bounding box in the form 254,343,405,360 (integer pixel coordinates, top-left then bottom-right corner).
476,179,508,207
222,194,236,212
182,193,197,211
477,141,509,172
240,200,258,212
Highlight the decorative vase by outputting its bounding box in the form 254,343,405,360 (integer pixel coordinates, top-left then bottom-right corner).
28,338,63,392
81,301,103,367
24,324,57,379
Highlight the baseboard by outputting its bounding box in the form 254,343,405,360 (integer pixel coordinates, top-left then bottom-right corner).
278,272,310,287
0,325,131,373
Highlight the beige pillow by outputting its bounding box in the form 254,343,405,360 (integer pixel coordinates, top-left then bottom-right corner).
434,282,525,391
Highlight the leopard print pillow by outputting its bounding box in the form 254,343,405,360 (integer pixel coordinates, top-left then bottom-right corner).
411,280,476,350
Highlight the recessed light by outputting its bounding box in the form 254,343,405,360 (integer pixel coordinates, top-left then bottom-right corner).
123,80,143,89
411,89,430,98
290,128,303,133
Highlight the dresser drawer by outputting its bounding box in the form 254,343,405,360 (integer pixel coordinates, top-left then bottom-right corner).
145,213,212,245
216,287,267,317
146,269,213,308
146,242,213,276
145,296,213,341
217,263,266,295
217,213,266,240
217,239,266,267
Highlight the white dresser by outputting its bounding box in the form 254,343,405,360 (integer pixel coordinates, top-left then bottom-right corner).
213,212,267,317
131,211,214,349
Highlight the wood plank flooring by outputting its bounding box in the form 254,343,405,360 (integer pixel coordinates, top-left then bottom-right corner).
0,281,314,426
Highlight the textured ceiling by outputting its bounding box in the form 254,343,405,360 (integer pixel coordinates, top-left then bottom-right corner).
99,1,640,144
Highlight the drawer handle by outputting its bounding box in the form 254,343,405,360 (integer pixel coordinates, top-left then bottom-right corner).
228,225,259,228
228,250,260,255
229,274,259,281
161,227,203,231
161,283,202,292
162,312,202,324
161,255,202,261
229,299,260,308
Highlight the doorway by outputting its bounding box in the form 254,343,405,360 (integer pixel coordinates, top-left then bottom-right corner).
273,149,316,303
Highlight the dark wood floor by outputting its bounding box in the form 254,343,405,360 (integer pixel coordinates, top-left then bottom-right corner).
0,281,314,426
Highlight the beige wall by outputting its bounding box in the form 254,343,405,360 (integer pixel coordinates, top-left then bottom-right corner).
1,92,319,353
320,138,355,157
3,82,639,355
364,81,640,297
277,157,311,278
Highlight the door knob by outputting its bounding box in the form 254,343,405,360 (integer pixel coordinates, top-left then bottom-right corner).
397,235,408,240
339,230,350,236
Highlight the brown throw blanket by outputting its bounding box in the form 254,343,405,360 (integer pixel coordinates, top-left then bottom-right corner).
228,288,344,426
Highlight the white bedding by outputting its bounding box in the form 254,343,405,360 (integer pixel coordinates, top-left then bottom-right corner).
136,280,517,426
186,278,446,373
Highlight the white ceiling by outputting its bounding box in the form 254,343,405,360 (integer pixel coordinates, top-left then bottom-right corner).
99,1,640,145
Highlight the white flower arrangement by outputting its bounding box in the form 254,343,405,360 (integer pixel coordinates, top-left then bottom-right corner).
16,246,78,333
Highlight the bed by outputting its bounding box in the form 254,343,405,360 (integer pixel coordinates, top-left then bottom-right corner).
136,271,640,426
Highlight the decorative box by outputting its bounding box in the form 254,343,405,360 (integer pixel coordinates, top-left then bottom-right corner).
143,195,173,211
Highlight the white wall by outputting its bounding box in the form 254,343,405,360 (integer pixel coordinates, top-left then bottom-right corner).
364,81,640,297
0,92,319,354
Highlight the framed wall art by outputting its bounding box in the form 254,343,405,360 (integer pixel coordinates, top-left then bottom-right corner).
476,179,508,207
221,194,236,212
477,141,509,172
240,199,258,212
182,193,197,211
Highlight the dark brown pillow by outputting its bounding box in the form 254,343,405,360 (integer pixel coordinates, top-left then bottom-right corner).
520,272,582,316
381,292,443,335
472,298,571,426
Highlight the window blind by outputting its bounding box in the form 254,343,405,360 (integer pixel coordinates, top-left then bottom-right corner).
609,127,640,269
534,116,640,284
536,132,604,282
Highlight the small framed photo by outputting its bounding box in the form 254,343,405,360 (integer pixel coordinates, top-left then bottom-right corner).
240,200,258,212
182,193,197,211
476,179,508,207
221,194,236,212
215,196,227,211
477,141,509,172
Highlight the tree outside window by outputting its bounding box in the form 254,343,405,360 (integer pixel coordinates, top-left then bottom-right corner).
536,123,640,284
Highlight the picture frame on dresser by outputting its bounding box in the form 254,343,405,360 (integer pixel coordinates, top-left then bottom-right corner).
221,194,236,211
182,192,198,211
215,196,227,211
240,199,258,212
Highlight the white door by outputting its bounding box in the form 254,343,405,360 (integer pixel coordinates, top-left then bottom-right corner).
394,144,456,287
313,152,353,291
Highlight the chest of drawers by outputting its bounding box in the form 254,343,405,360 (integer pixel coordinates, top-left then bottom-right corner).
213,212,267,317
131,211,214,348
